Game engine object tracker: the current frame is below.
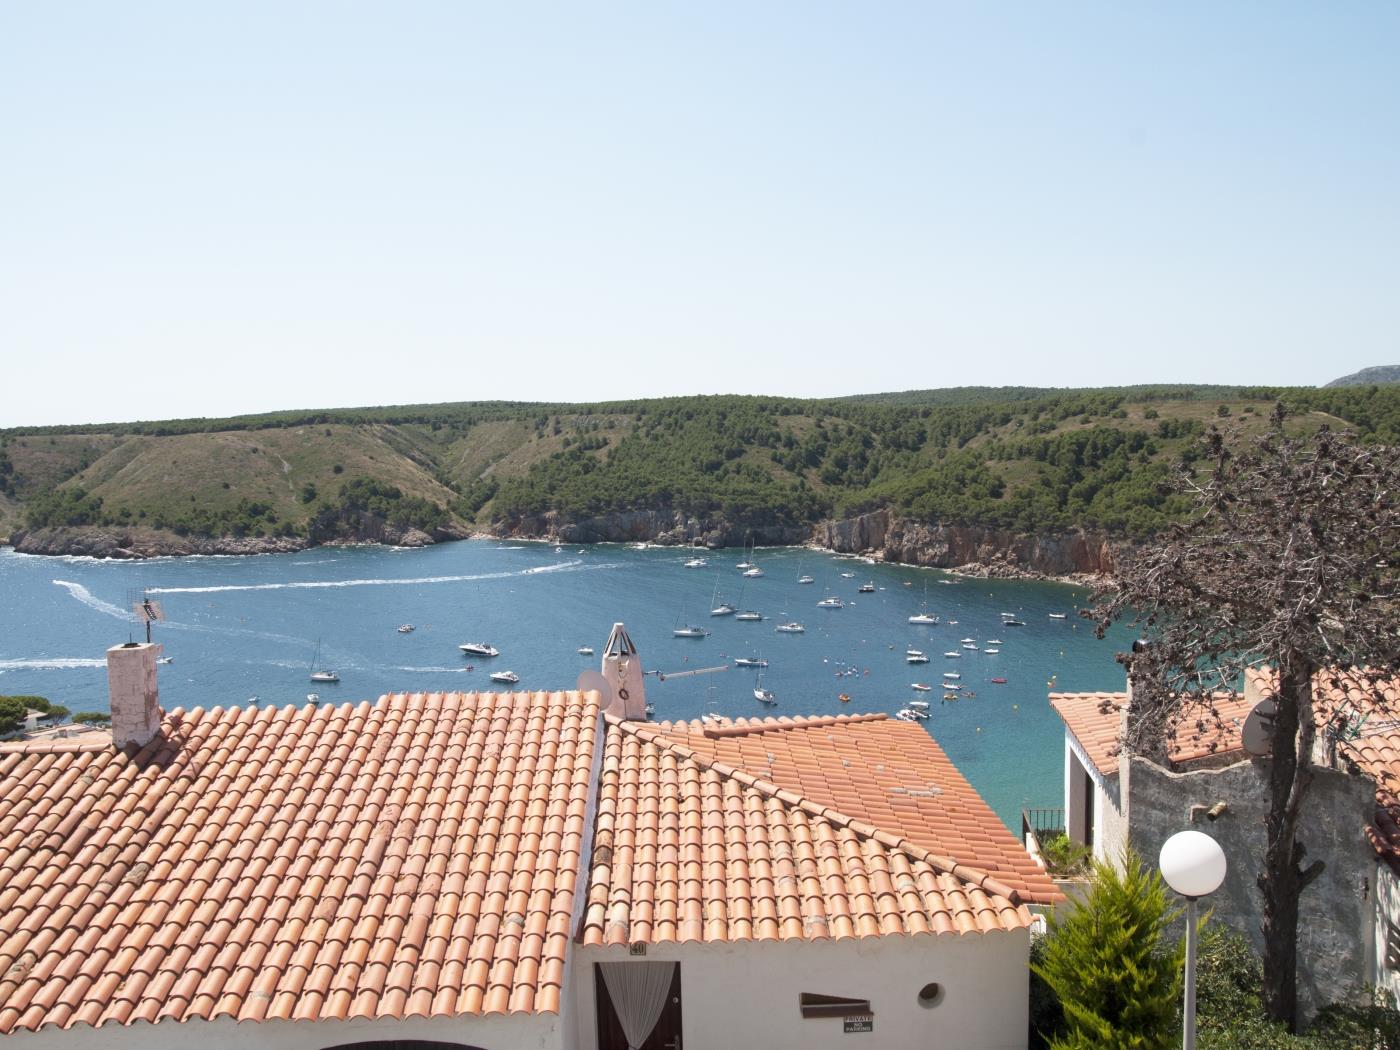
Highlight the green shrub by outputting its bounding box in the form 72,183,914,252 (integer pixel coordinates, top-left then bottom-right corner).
72,711,111,725
1032,847,1183,1049
1038,832,1093,878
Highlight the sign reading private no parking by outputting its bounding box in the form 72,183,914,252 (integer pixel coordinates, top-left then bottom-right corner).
843,1015,873,1033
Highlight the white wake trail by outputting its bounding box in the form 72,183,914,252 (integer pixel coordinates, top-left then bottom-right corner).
0,657,107,670
147,559,606,595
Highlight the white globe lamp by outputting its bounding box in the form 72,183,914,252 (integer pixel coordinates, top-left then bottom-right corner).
1159,830,1227,1050
1159,830,1227,899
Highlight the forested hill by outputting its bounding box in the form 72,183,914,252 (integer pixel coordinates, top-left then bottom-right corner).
2,385,1398,549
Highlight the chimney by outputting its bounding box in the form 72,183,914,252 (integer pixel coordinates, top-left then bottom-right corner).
600,623,648,720
107,642,164,749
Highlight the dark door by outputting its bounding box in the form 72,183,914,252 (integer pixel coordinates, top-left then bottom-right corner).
595,962,683,1050
1082,765,1095,851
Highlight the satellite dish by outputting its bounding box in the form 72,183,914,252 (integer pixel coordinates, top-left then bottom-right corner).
575,670,615,713
1241,698,1277,757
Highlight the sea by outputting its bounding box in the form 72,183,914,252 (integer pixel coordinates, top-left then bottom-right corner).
0,539,1138,831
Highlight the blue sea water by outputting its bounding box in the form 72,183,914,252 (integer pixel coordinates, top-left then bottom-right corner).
0,540,1137,829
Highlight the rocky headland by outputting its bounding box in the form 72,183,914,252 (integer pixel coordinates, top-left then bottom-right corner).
7,522,467,560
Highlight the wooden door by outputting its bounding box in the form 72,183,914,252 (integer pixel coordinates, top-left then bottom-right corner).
595,962,683,1050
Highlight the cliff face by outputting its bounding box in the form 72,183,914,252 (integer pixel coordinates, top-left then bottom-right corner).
8,522,467,560
813,509,1120,579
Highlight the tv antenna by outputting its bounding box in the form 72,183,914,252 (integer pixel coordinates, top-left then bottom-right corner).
126,587,165,644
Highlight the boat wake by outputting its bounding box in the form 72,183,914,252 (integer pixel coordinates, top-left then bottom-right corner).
0,657,107,671
51,580,131,620
145,559,604,595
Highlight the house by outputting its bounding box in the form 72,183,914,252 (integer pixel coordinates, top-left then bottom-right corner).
1046,668,1400,1017
0,628,1057,1049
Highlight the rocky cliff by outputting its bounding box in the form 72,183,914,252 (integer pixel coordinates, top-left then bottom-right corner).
8,522,466,559
498,509,807,548
813,509,1120,579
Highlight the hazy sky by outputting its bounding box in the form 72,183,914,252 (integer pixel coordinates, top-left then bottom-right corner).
2,3,1397,427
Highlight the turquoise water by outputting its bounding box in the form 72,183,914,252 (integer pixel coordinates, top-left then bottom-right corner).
0,540,1136,828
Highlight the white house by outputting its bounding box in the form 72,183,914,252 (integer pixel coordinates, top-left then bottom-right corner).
0,629,1058,1050
1047,669,1400,1017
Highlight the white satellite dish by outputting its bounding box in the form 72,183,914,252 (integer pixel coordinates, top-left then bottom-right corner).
575,669,615,713
1241,698,1277,757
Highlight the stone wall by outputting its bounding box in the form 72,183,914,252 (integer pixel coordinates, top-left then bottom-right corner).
1123,754,1378,1019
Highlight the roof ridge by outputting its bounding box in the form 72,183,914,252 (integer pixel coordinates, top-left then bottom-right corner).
611,717,1024,906
697,711,888,738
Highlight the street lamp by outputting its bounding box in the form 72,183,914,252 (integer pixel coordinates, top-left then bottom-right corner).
1159,830,1227,1050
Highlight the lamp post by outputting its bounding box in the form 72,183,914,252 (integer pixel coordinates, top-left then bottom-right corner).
1159,830,1227,1050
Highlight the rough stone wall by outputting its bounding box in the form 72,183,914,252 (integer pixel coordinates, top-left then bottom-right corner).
1123,754,1377,1019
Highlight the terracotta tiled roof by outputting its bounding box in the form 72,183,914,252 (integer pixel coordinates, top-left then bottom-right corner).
0,690,598,1034
1050,691,1257,776
640,713,1059,906
579,715,1037,947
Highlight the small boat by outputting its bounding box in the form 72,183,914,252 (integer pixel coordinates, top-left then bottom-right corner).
645,703,655,716
984,648,1000,654
711,603,737,616
838,693,851,703
1048,613,1068,620
775,622,806,633
817,596,844,609
734,657,768,668
858,582,875,593
909,699,931,710
904,705,929,720
840,571,856,579
797,575,815,585
1002,618,1027,626
308,641,339,683
907,650,930,664
944,651,961,659
577,646,595,656
306,693,319,703
987,638,1004,645
960,637,975,644
911,683,932,692
490,670,520,684
742,566,765,578
459,642,500,657
943,693,960,701
157,656,174,665
991,677,1008,684
908,613,939,625
962,642,979,651
684,557,708,568
754,688,776,704
943,672,961,679
735,611,764,621
895,709,917,721
397,624,415,634
674,625,710,638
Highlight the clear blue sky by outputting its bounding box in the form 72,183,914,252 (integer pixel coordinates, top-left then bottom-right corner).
2,3,1397,426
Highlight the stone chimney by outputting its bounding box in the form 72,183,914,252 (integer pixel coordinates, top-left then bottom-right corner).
600,623,648,721
107,642,164,749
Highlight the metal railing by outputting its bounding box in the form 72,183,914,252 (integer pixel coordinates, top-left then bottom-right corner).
1021,807,1066,847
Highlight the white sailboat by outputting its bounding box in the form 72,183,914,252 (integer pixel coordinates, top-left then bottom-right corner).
908,581,938,624
710,576,736,616
308,641,339,683
753,665,776,704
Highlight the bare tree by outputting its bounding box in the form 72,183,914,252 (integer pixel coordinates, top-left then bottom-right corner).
1089,406,1400,1031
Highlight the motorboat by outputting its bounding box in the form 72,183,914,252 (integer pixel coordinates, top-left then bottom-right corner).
840,572,856,579
306,693,319,703
397,624,415,634
911,683,932,692
987,638,1004,645
684,557,708,568
858,582,875,593
775,622,806,633
838,693,851,703
943,672,961,679
459,642,500,657
962,642,979,651
742,566,765,578
909,699,931,710
797,575,815,585
816,597,844,609
908,613,939,625
157,656,174,665
1000,613,1027,626
906,650,930,664
1049,613,1068,619
895,709,919,722
944,651,961,658
960,638,976,644
674,625,711,638
489,670,520,685
991,677,1008,684
735,611,763,621
944,692,960,701
734,657,768,668
984,648,1000,654
577,646,595,656
903,706,929,720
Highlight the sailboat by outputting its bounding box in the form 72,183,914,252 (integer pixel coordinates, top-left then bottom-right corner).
710,576,736,616
308,641,339,683
753,665,776,704
908,581,938,624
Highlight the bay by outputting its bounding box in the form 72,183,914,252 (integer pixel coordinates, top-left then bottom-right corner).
0,539,1138,829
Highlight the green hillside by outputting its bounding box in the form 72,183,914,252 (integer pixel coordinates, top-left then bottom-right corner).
2,385,1398,546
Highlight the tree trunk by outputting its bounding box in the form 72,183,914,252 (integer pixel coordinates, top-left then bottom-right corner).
1257,660,1323,1031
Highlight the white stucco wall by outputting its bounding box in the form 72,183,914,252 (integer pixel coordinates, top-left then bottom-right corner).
0,1011,562,1050
1063,731,1124,865
573,930,1030,1050
1373,860,1400,1007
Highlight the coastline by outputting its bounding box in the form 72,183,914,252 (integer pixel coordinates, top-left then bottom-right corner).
4,514,1121,586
